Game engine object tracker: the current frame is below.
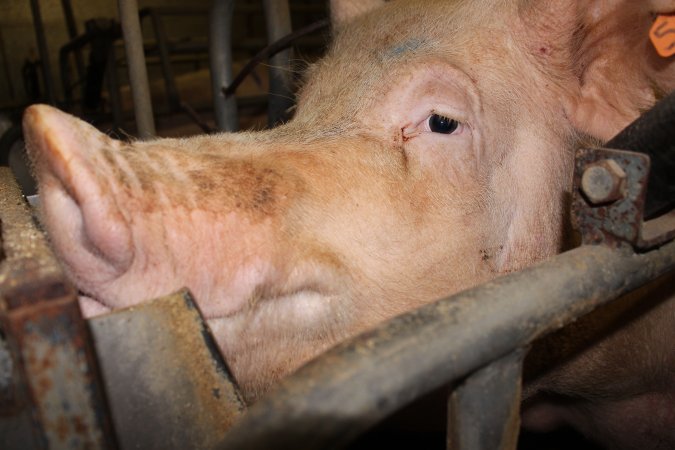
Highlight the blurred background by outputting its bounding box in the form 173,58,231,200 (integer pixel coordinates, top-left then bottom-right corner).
0,0,330,138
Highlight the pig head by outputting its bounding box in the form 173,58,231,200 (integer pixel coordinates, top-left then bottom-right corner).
23,0,675,446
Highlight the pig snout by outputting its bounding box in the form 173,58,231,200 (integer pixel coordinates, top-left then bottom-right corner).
23,104,332,319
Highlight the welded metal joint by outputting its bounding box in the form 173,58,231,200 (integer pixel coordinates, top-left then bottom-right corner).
580,158,626,205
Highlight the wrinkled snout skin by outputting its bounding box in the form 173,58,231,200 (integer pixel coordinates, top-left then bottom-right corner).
22,0,675,448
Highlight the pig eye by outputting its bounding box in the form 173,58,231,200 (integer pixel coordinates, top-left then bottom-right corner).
428,114,459,134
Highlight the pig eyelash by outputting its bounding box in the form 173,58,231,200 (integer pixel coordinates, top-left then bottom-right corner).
426,113,461,134
401,114,464,141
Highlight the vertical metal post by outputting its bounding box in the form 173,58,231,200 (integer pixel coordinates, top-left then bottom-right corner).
447,350,525,450
106,47,124,132
209,0,238,132
0,29,15,101
28,0,57,105
60,0,85,80
262,0,294,127
149,9,180,113
117,0,156,138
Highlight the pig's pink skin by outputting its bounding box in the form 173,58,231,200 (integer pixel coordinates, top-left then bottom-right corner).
23,0,675,448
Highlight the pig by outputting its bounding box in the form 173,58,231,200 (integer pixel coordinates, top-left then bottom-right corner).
21,0,675,448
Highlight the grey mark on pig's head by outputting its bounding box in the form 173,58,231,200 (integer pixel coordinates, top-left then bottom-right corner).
382,38,427,60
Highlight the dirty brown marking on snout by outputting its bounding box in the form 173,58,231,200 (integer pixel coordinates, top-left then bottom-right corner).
186,160,290,219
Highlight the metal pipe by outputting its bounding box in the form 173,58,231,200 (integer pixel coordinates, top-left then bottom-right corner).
262,0,294,127
28,0,57,105
148,9,180,112
117,0,156,138
0,29,16,101
219,240,675,449
0,168,118,449
106,47,123,132
447,350,524,450
60,0,85,80
209,0,238,132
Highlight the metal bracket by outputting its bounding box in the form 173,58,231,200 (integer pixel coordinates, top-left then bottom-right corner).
572,147,675,250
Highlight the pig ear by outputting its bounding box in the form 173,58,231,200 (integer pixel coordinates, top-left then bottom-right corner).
330,0,388,26
23,105,133,279
520,1,675,141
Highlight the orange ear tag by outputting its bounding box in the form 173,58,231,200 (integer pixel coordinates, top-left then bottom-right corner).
650,14,675,57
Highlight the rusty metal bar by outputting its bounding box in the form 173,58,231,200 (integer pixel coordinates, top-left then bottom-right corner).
209,0,238,132
117,0,156,138
219,240,675,449
262,0,294,126
0,168,116,449
447,349,525,450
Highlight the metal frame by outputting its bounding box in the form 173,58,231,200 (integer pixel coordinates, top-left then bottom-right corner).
0,169,116,449
262,0,294,126
117,0,156,137
28,0,57,105
210,0,239,132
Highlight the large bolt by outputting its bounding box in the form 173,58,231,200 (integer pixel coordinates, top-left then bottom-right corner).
580,159,627,205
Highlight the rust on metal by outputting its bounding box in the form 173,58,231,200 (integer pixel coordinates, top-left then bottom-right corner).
572,147,675,249
0,167,116,449
580,158,626,205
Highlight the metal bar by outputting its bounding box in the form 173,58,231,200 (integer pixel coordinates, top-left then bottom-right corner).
0,168,116,449
28,0,57,105
209,0,238,132
219,240,675,449
148,9,181,112
89,289,245,450
60,0,85,80
0,29,16,101
138,6,209,17
223,18,329,99
2,292,115,449
106,47,124,132
447,350,525,450
262,0,294,127
117,0,156,138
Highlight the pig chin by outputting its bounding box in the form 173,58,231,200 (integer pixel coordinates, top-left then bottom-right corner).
207,288,354,404
74,254,352,404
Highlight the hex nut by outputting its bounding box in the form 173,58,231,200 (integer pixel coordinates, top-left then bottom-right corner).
580,159,627,205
